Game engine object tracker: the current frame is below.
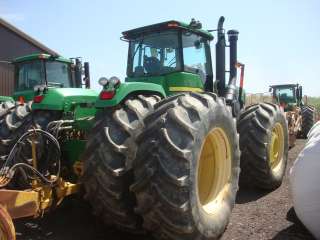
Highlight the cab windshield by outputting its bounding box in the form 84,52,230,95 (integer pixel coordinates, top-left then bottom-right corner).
128,30,181,77
274,87,296,103
127,29,212,83
16,60,72,91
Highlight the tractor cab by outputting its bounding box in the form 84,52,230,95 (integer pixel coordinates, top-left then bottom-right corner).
123,20,214,93
270,84,303,110
97,17,245,112
12,53,91,102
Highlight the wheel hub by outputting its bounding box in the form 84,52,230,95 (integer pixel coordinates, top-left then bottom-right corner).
269,123,284,171
197,128,231,214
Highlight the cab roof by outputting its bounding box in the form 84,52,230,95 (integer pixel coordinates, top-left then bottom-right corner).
13,53,72,64
270,84,299,89
122,20,213,40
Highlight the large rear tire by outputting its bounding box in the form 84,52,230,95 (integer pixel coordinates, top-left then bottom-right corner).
82,95,160,232
131,93,240,240
301,105,316,138
238,103,288,189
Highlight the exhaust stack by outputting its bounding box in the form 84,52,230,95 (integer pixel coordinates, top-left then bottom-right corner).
215,16,226,96
225,29,239,102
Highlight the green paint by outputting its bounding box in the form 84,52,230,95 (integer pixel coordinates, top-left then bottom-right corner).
13,53,72,64
96,72,204,108
270,84,302,111
31,88,98,111
6,53,99,175
62,140,86,165
0,96,14,103
123,20,213,40
12,90,35,102
96,81,166,108
126,72,204,93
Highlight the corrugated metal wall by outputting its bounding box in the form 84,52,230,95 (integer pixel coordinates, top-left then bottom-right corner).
0,63,14,96
0,24,48,96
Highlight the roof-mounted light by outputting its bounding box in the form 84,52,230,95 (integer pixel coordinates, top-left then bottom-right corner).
38,54,48,59
167,22,179,28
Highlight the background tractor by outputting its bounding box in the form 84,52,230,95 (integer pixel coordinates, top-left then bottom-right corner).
270,84,317,146
0,53,98,239
83,17,289,239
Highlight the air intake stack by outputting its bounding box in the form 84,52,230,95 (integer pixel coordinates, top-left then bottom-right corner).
215,16,226,96
225,29,239,102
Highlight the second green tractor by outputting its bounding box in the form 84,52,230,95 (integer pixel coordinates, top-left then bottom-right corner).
83,17,289,239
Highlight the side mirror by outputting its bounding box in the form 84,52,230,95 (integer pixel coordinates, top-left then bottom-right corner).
269,87,272,92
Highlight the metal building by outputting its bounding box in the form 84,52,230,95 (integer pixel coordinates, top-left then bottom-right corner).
0,18,58,96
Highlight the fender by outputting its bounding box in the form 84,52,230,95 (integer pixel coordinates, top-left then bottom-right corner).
95,82,166,108
31,88,98,119
0,96,14,104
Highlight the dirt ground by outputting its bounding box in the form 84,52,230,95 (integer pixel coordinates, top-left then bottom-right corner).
14,139,315,240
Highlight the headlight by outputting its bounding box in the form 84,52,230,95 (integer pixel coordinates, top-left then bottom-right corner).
33,85,46,92
109,76,121,87
98,77,109,86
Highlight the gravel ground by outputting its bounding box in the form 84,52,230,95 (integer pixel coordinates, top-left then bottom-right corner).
14,139,315,240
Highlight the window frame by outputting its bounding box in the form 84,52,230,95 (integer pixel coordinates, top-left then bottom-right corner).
14,59,46,91
126,29,213,78
181,30,213,77
45,60,73,88
126,29,183,77
14,60,73,91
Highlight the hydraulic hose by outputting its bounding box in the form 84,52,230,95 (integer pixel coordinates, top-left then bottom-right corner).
0,129,61,188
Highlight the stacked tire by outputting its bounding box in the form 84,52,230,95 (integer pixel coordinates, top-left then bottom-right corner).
132,93,240,240
83,93,241,239
84,95,291,239
301,105,316,138
237,103,289,189
83,95,161,232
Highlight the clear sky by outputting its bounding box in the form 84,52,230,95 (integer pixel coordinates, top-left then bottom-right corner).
1,0,319,96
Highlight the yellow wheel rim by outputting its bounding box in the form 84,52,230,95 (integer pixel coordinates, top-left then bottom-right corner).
269,123,284,171
0,205,15,240
197,128,231,214
0,226,7,240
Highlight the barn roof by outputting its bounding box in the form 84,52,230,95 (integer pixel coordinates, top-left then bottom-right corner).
0,17,59,56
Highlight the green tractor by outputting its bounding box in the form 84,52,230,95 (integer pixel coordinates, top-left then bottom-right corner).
0,53,98,238
83,17,289,239
270,84,316,138
0,53,97,166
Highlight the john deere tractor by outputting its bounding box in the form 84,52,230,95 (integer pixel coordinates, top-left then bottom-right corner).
270,84,316,145
0,53,98,238
83,17,289,239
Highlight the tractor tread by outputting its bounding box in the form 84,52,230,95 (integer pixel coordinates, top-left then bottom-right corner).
132,93,240,240
237,103,289,189
301,105,316,138
83,95,160,232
